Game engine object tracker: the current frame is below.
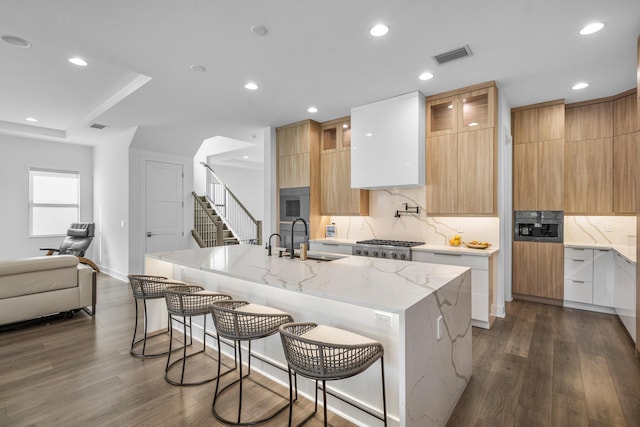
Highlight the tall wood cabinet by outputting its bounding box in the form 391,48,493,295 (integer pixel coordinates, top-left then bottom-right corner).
565,100,614,214
613,90,638,214
276,120,328,239
512,101,565,211
319,117,369,215
426,81,497,215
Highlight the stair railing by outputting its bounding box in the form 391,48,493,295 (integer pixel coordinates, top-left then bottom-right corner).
200,162,262,245
192,192,224,247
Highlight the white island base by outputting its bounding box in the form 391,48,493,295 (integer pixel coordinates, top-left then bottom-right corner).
145,246,472,427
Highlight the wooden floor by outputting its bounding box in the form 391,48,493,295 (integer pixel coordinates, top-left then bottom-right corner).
0,274,354,427
1,275,640,427
447,300,640,427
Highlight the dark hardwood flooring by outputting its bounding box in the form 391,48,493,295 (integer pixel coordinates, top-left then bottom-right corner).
0,274,353,427
1,274,639,426
447,300,640,427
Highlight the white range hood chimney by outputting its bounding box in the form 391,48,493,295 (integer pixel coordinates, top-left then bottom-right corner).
350,91,425,189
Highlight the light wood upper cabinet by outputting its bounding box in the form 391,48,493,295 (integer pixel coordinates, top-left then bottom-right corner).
565,101,613,141
613,92,637,136
512,100,565,211
319,117,368,215
512,108,538,144
613,132,638,214
426,134,458,214
538,139,564,210
565,137,613,214
426,81,497,215
278,152,310,188
539,104,565,141
457,128,495,214
513,142,538,210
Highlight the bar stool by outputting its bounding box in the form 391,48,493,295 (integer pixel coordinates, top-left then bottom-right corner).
163,284,235,386
279,322,387,427
209,300,294,425
128,274,174,358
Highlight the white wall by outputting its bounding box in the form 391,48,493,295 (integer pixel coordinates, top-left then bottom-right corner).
129,147,194,274
263,127,277,243
93,129,135,280
0,133,93,260
206,163,264,221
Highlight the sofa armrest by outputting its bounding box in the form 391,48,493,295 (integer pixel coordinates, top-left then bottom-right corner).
0,255,77,277
78,265,96,315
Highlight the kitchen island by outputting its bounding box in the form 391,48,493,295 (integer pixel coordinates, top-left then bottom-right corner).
145,245,471,427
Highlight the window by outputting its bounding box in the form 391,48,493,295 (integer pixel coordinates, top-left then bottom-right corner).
29,168,80,236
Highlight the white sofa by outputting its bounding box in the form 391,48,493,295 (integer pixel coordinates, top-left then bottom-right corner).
0,255,96,326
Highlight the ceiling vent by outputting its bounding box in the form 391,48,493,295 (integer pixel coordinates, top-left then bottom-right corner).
89,123,108,130
432,45,473,65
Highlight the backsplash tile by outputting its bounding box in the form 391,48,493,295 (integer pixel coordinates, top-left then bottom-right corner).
327,188,500,246
565,216,636,247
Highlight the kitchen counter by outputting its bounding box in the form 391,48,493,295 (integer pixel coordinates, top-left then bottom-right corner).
310,238,500,257
565,242,636,263
145,245,472,427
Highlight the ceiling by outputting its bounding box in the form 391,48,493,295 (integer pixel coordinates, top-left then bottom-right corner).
1,0,639,166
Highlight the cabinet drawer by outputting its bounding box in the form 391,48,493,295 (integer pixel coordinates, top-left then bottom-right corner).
564,247,593,261
412,251,488,270
564,279,593,304
564,257,593,281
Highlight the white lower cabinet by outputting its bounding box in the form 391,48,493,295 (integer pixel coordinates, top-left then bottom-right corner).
614,252,636,344
563,247,615,310
411,250,495,329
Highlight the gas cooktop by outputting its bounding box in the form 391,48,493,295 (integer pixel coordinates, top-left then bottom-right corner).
355,239,425,247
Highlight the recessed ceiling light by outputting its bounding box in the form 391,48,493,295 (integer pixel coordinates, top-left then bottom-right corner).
419,72,434,81
250,25,268,36
307,106,318,113
245,82,259,90
1,35,31,48
572,82,589,90
242,156,249,159
25,117,38,122
68,57,88,67
579,22,605,35
370,24,389,37
190,64,206,72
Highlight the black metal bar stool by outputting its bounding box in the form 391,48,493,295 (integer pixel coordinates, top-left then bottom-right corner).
128,274,175,358
163,284,236,386
209,300,294,426
279,322,387,427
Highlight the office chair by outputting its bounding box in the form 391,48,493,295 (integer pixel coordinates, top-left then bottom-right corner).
41,222,99,272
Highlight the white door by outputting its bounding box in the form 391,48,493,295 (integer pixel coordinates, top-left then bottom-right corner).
145,161,184,253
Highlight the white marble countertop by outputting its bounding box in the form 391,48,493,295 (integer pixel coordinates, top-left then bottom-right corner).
148,245,470,313
310,238,499,257
565,242,636,263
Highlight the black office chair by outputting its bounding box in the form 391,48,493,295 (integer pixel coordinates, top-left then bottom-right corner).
41,222,99,272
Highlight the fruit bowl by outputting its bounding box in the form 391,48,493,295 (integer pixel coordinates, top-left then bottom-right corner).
463,241,491,249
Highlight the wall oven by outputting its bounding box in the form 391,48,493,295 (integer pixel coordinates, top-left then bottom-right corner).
514,210,564,243
279,187,310,250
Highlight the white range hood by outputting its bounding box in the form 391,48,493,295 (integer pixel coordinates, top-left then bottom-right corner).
350,91,425,189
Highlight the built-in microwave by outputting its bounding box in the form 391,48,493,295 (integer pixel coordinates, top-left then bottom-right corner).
514,210,564,243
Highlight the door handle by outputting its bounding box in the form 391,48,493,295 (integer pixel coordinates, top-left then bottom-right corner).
146,232,153,237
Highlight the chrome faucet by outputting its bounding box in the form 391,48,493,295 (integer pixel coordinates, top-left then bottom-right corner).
290,218,309,259
266,233,281,256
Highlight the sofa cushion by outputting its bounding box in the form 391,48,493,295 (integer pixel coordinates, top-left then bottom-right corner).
0,255,79,299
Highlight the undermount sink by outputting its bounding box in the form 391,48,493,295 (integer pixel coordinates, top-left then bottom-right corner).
304,253,346,262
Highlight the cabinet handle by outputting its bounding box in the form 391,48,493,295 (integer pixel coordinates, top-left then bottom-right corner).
322,243,339,246
572,259,585,262
572,248,585,251
571,280,585,283
434,252,462,257
597,249,609,252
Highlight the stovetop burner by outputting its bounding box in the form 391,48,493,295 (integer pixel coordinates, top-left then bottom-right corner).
355,239,424,247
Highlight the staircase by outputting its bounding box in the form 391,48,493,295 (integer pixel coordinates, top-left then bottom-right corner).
192,193,240,247
191,163,262,248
